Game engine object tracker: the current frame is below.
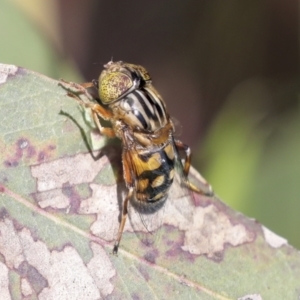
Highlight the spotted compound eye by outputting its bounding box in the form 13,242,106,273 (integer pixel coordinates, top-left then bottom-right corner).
99,71,133,104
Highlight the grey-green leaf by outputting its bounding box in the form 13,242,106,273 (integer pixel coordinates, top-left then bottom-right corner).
0,64,299,300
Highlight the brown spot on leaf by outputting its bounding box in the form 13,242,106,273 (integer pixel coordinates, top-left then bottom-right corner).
26,145,36,159
38,151,46,162
3,138,56,167
131,293,142,300
62,182,81,213
4,138,30,167
48,145,56,151
0,208,8,219
143,249,158,264
4,160,18,168
18,261,48,294
137,265,150,281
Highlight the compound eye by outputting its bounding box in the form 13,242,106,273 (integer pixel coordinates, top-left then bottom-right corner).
99,71,133,104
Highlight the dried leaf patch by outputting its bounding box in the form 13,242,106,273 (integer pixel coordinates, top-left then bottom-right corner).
0,217,116,299
0,64,18,84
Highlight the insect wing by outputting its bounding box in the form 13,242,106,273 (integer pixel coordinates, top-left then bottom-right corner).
166,142,196,224
127,197,167,248
124,147,169,247
125,141,199,248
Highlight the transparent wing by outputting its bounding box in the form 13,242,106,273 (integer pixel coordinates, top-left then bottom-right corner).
170,116,183,138
171,136,213,207
166,140,197,222
125,138,210,248
127,197,167,247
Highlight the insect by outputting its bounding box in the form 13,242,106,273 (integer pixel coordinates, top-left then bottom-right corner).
60,61,213,254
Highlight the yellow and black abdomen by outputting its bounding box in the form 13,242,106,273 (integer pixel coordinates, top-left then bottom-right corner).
131,141,176,204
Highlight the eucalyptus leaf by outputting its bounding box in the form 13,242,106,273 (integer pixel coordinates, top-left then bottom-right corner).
0,64,299,299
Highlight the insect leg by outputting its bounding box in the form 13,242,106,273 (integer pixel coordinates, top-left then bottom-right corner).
79,82,95,89
175,140,192,175
60,79,94,97
113,188,133,254
63,90,116,138
91,111,115,138
73,80,99,89
175,140,213,196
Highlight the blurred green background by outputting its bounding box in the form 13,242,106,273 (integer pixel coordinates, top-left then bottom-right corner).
1,0,299,248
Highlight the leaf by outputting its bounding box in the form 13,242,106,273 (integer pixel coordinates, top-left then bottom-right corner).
0,64,299,299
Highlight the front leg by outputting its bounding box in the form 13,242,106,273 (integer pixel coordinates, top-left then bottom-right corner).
59,79,94,100
60,80,116,138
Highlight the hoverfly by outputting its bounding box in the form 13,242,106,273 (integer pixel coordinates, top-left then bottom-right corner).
60,61,213,254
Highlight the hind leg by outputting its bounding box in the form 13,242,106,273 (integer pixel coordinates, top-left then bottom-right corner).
175,139,213,196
